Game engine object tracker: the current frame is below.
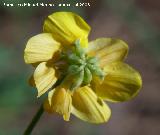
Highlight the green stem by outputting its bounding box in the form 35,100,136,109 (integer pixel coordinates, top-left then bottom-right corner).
23,78,64,135
23,104,44,135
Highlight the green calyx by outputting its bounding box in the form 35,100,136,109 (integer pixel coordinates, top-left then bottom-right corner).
64,40,105,90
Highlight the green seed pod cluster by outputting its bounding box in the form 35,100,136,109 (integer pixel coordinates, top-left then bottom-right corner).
64,40,105,90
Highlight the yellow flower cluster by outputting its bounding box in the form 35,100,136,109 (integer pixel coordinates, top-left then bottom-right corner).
24,12,142,123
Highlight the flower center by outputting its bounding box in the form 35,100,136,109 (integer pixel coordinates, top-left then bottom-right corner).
62,40,105,90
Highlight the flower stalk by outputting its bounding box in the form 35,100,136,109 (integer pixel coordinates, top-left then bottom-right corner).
23,104,44,135
23,78,65,135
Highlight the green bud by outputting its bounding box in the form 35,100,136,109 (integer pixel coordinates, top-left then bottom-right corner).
83,67,92,85
70,70,84,90
68,65,80,74
68,64,85,75
75,39,86,59
87,64,105,79
87,57,98,64
68,53,84,64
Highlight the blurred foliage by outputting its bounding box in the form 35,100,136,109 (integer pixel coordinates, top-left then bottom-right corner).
105,0,160,62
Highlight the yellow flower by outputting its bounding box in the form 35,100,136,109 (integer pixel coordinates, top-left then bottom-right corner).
24,12,142,124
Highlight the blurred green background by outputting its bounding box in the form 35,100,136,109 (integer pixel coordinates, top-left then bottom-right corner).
0,0,160,134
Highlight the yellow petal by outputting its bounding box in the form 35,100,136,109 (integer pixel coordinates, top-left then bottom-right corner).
34,62,57,97
43,87,72,121
92,62,142,102
24,33,61,64
43,12,91,47
72,86,111,123
43,91,53,114
87,38,128,67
